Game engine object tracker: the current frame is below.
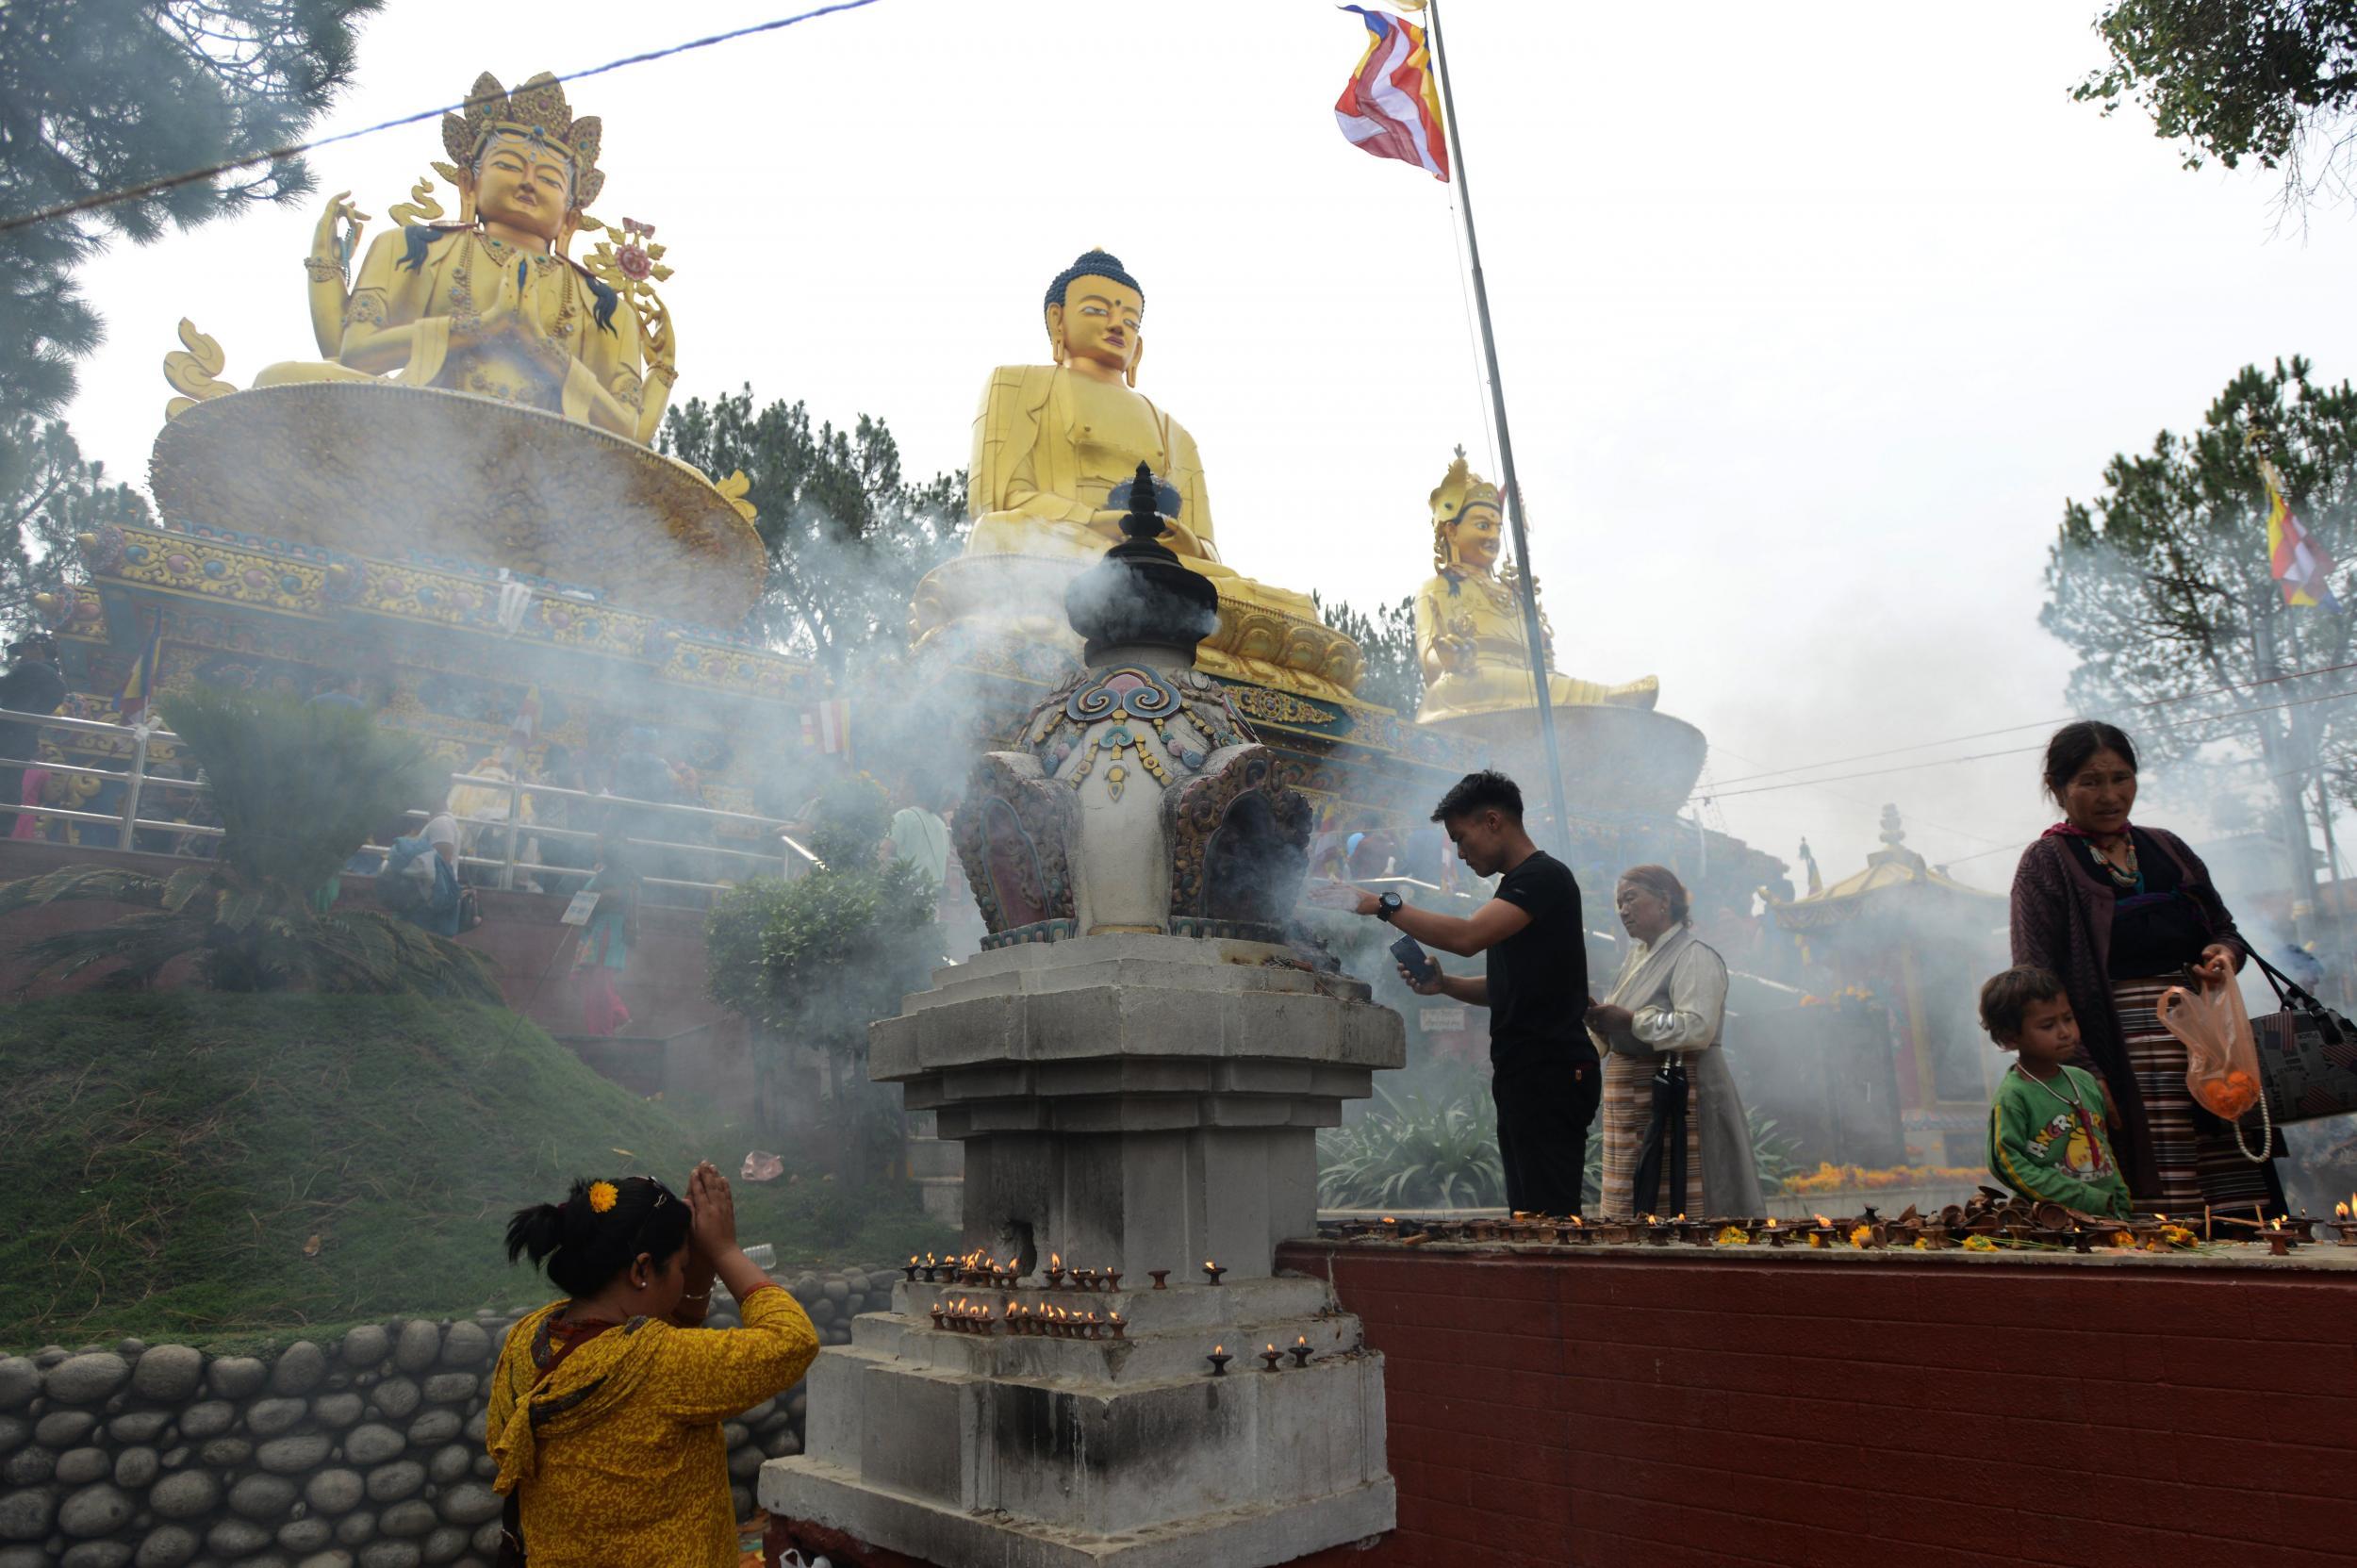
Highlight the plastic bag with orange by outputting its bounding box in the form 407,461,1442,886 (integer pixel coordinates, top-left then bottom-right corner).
2156,972,2264,1120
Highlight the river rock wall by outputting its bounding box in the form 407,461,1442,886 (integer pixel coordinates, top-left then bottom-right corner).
0,1265,886,1568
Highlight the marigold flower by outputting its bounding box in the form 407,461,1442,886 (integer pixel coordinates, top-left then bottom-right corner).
1715,1226,1751,1246
588,1180,619,1214
1961,1234,1998,1252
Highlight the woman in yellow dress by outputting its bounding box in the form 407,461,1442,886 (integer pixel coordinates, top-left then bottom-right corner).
489,1162,816,1566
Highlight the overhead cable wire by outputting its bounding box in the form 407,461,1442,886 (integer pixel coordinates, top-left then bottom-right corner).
1704,682,2357,802
0,0,888,237
1694,654,2357,795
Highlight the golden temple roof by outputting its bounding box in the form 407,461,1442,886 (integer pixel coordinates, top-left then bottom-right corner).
1771,805,2002,933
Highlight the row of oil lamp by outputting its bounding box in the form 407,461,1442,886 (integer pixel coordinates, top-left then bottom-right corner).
928,1297,1129,1338
906,1250,1228,1290
1323,1195,2357,1255
1206,1336,1318,1376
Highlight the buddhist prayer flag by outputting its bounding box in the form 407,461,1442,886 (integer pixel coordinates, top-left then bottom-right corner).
1334,6,1450,182
118,621,162,719
2258,454,2344,612
803,699,850,756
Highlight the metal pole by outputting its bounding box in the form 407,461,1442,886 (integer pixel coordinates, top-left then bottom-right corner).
118,721,150,851
501,771,520,892
1424,0,1573,848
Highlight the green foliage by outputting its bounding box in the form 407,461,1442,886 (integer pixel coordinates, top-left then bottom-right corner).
1317,1069,1802,1212
2075,0,2357,203
2044,357,2357,826
0,415,149,642
1317,1072,1508,1211
0,994,953,1345
805,772,893,871
1747,1106,1802,1197
0,0,383,426
0,686,497,998
658,388,966,671
707,778,940,1155
1316,592,1424,717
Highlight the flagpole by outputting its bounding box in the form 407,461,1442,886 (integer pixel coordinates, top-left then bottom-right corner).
1422,0,1573,850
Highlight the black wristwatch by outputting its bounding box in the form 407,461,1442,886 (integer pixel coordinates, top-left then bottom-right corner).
1376,891,1403,923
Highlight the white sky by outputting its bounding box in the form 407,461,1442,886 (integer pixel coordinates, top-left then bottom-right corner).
56,0,2357,884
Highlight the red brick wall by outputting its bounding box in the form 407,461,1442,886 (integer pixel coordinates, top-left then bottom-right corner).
1278,1241,2357,1568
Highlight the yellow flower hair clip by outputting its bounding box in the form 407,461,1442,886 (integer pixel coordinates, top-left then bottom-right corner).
588,1180,619,1214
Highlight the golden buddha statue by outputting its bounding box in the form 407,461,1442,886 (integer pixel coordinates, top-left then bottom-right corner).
253,71,669,444
918,250,1361,703
1414,451,1657,722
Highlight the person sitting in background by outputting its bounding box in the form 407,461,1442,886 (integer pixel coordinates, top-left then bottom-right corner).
1980,965,2132,1218
0,634,66,837
382,802,474,934
492,1162,818,1567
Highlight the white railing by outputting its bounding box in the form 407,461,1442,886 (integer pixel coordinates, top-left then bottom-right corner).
0,705,822,899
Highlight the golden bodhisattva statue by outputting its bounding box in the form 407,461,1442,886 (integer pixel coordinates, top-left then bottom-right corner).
148,68,763,622
253,71,669,443
1414,451,1657,723
917,250,1362,703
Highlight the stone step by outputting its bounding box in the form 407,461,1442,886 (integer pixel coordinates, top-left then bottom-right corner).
902,1136,964,1180
766,1413,1395,1566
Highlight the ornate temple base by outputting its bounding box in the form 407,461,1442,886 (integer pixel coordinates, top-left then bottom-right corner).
760,933,1403,1568
912,553,1366,707
150,383,764,624
1425,701,1712,817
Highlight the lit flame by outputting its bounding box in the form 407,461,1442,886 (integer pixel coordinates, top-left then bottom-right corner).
1265,1344,1277,1354
1213,1345,1225,1356
1205,1260,1216,1268
909,1254,919,1264
925,1252,936,1265
1380,1215,1397,1225
1567,1215,1583,1227
1050,1252,1062,1269
2337,1201,2350,1220
1813,1213,1832,1228
2271,1215,2285,1230
1110,1312,1123,1324
1763,1217,1778,1229
1674,1213,1687,1222
1295,1334,1309,1345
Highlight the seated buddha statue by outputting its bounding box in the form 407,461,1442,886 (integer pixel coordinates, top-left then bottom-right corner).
1414,451,1658,722
253,71,669,445
966,249,1318,625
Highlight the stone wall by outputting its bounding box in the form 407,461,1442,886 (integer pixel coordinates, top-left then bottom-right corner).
0,1265,889,1568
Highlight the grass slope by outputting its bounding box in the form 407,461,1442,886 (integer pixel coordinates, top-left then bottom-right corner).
1,995,952,1347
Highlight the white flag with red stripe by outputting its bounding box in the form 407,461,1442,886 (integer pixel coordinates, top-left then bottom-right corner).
1334,6,1450,182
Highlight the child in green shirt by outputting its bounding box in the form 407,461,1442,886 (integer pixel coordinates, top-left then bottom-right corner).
1977,966,2133,1218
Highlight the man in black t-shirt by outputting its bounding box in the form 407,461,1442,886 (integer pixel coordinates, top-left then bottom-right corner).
1350,769,1599,1215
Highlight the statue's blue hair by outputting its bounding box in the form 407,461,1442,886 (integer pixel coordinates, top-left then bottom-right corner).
1044,249,1144,318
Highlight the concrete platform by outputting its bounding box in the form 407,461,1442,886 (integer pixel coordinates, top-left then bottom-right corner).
763,1278,1393,1563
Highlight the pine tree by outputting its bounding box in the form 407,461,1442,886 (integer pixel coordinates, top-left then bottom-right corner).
0,0,384,426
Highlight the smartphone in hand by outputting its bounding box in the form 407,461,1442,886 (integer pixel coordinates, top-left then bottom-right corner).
1389,933,1440,986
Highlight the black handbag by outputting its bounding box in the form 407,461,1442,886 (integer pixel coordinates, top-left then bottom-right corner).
2245,949,2357,1125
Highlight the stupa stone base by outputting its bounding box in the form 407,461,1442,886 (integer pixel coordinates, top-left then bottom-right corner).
760,1279,1393,1568
871,933,1403,1278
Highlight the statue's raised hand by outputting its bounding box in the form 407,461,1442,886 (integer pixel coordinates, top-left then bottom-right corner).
310,192,371,269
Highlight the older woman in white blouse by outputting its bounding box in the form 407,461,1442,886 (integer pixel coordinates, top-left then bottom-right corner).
1584,864,1764,1219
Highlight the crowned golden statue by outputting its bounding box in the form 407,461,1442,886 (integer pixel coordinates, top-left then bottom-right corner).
913,250,1364,704
1415,451,1657,722
149,70,762,622
252,72,665,439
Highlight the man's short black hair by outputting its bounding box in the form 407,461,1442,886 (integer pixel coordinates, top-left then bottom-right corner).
1430,769,1523,824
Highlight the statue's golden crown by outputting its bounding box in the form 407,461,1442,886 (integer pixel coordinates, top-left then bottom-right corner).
438,71,605,211
1428,450,1500,524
